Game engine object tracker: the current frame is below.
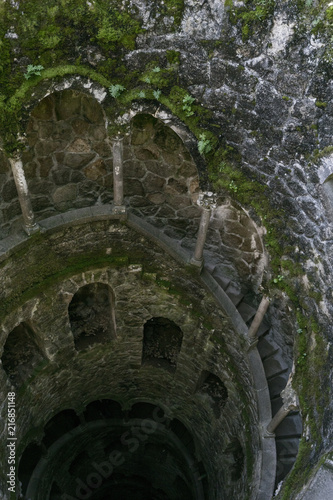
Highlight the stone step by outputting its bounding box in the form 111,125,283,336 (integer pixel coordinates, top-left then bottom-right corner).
276,437,301,458
213,273,231,291
256,319,271,337
257,337,280,360
204,261,217,274
237,302,257,323
263,354,289,379
275,413,302,437
267,371,289,398
271,396,283,416
224,283,244,306
276,457,297,484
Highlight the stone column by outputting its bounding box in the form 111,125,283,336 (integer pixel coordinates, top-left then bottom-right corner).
9,155,38,235
248,295,270,342
112,136,126,214
190,206,211,267
265,380,299,437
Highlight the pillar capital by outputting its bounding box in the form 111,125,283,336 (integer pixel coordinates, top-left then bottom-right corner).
111,134,124,145
197,191,217,210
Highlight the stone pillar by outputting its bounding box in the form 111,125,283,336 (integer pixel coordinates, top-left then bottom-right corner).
112,136,126,214
265,380,299,437
248,295,270,342
190,206,211,267
9,155,39,235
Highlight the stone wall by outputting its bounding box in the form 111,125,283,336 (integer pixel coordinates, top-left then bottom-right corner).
0,0,333,498
0,218,259,500
24,90,113,218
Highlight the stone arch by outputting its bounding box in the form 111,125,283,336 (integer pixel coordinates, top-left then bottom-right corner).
42,409,80,448
68,282,116,351
24,88,112,219
129,401,165,421
83,398,123,421
1,321,45,385
117,101,207,181
196,370,228,418
18,74,108,128
169,418,196,456
18,442,43,497
124,112,201,240
142,317,183,371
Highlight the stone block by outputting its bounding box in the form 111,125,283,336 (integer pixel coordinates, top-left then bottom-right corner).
154,126,183,151
31,196,52,212
157,204,176,217
0,151,10,174
276,437,300,457
83,159,107,180
124,179,144,196
71,118,90,136
53,184,77,205
29,180,54,195
81,95,104,123
52,168,72,186
38,157,53,177
142,173,166,193
67,138,91,154
123,160,146,179
176,205,201,219
275,413,302,437
94,141,112,158
35,140,66,157
165,177,188,195
31,95,54,120
147,192,165,205
267,372,289,398
224,284,244,307
135,147,159,160
165,194,191,210
257,337,279,360
64,153,96,169
237,302,256,323
263,353,289,378
55,90,81,120
2,180,18,202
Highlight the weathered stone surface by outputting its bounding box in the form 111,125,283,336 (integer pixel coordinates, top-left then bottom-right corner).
52,184,77,205
2,180,18,202
31,95,54,120
1,2,333,498
83,159,107,180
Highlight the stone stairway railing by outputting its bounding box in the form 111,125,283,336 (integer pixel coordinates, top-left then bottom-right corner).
206,260,302,487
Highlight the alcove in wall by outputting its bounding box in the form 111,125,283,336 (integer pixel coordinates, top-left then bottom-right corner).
196,371,228,418
68,282,116,350
1,322,45,385
142,317,183,371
